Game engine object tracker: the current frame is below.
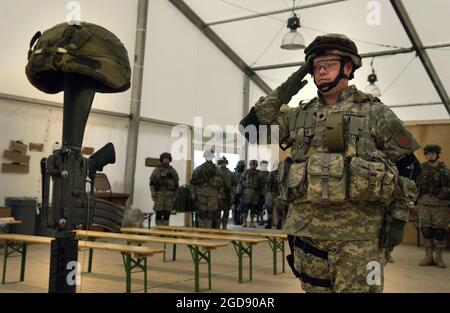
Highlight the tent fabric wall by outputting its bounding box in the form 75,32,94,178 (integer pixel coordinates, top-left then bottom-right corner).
0,0,138,114
0,97,128,206
141,0,244,128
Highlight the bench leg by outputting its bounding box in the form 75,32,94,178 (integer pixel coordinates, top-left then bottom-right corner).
268,238,286,275
188,246,212,292
172,244,177,261
163,243,166,262
124,252,131,293
144,257,148,293
2,243,8,284
88,248,94,273
232,241,252,283
20,244,27,282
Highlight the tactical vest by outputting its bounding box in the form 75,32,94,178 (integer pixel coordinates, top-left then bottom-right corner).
154,166,177,191
283,89,396,204
243,170,259,189
419,162,449,195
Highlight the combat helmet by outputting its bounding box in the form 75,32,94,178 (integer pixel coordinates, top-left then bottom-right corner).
26,22,131,94
235,160,246,172
249,160,258,167
304,34,361,92
160,152,172,162
423,144,441,155
217,156,228,165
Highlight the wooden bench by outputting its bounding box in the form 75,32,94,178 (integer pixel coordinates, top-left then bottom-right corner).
155,225,288,275
75,230,228,292
0,234,163,293
122,227,268,283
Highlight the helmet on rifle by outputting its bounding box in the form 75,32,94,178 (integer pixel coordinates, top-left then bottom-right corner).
26,22,131,94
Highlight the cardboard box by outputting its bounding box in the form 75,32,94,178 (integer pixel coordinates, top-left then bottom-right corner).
3,150,30,164
9,140,27,154
0,207,11,218
29,143,44,152
82,147,94,155
145,157,160,167
1,163,29,174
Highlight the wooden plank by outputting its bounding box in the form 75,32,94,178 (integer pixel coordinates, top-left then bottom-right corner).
1,163,29,174
0,234,164,256
3,150,30,164
121,227,267,244
154,225,288,239
75,230,228,248
9,141,27,154
0,207,12,218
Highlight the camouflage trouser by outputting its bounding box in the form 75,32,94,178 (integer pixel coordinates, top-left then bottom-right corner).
265,193,283,223
153,191,175,226
418,205,449,248
196,195,219,229
218,198,231,229
292,236,384,293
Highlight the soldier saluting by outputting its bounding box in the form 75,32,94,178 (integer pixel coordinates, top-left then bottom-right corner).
240,34,420,292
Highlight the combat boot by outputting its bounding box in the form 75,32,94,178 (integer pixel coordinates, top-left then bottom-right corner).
242,212,248,228
276,219,283,230
250,214,256,228
265,220,272,229
419,247,435,266
434,248,447,268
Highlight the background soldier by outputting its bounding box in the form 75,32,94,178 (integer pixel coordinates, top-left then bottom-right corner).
241,160,260,227
232,160,246,225
265,162,284,229
150,152,179,226
190,149,225,228
240,34,419,292
416,144,449,268
217,156,234,229
257,160,270,225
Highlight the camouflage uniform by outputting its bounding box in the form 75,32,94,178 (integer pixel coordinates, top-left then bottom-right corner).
190,160,225,229
264,169,284,229
232,161,246,224
217,158,235,229
257,163,270,225
241,34,419,292
416,145,449,267
241,162,260,227
150,155,179,226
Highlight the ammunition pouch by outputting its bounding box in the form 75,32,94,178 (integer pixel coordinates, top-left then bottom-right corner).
349,157,395,204
307,153,346,203
324,111,345,152
288,162,307,200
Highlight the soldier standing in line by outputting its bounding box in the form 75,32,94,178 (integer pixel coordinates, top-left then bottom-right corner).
217,156,234,229
416,144,449,268
257,160,270,225
150,152,179,225
232,160,246,225
190,149,225,228
240,160,260,228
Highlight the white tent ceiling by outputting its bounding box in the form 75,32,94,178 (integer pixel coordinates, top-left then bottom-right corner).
182,0,450,121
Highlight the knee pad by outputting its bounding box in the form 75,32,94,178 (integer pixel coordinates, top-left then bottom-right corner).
421,227,433,239
433,228,447,241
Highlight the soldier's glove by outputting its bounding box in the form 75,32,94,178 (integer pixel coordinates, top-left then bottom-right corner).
379,215,406,249
277,63,310,104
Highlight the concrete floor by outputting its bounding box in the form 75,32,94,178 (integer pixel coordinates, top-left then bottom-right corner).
0,226,449,293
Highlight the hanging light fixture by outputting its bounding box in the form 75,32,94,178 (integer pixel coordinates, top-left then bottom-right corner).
281,0,305,50
364,58,382,97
